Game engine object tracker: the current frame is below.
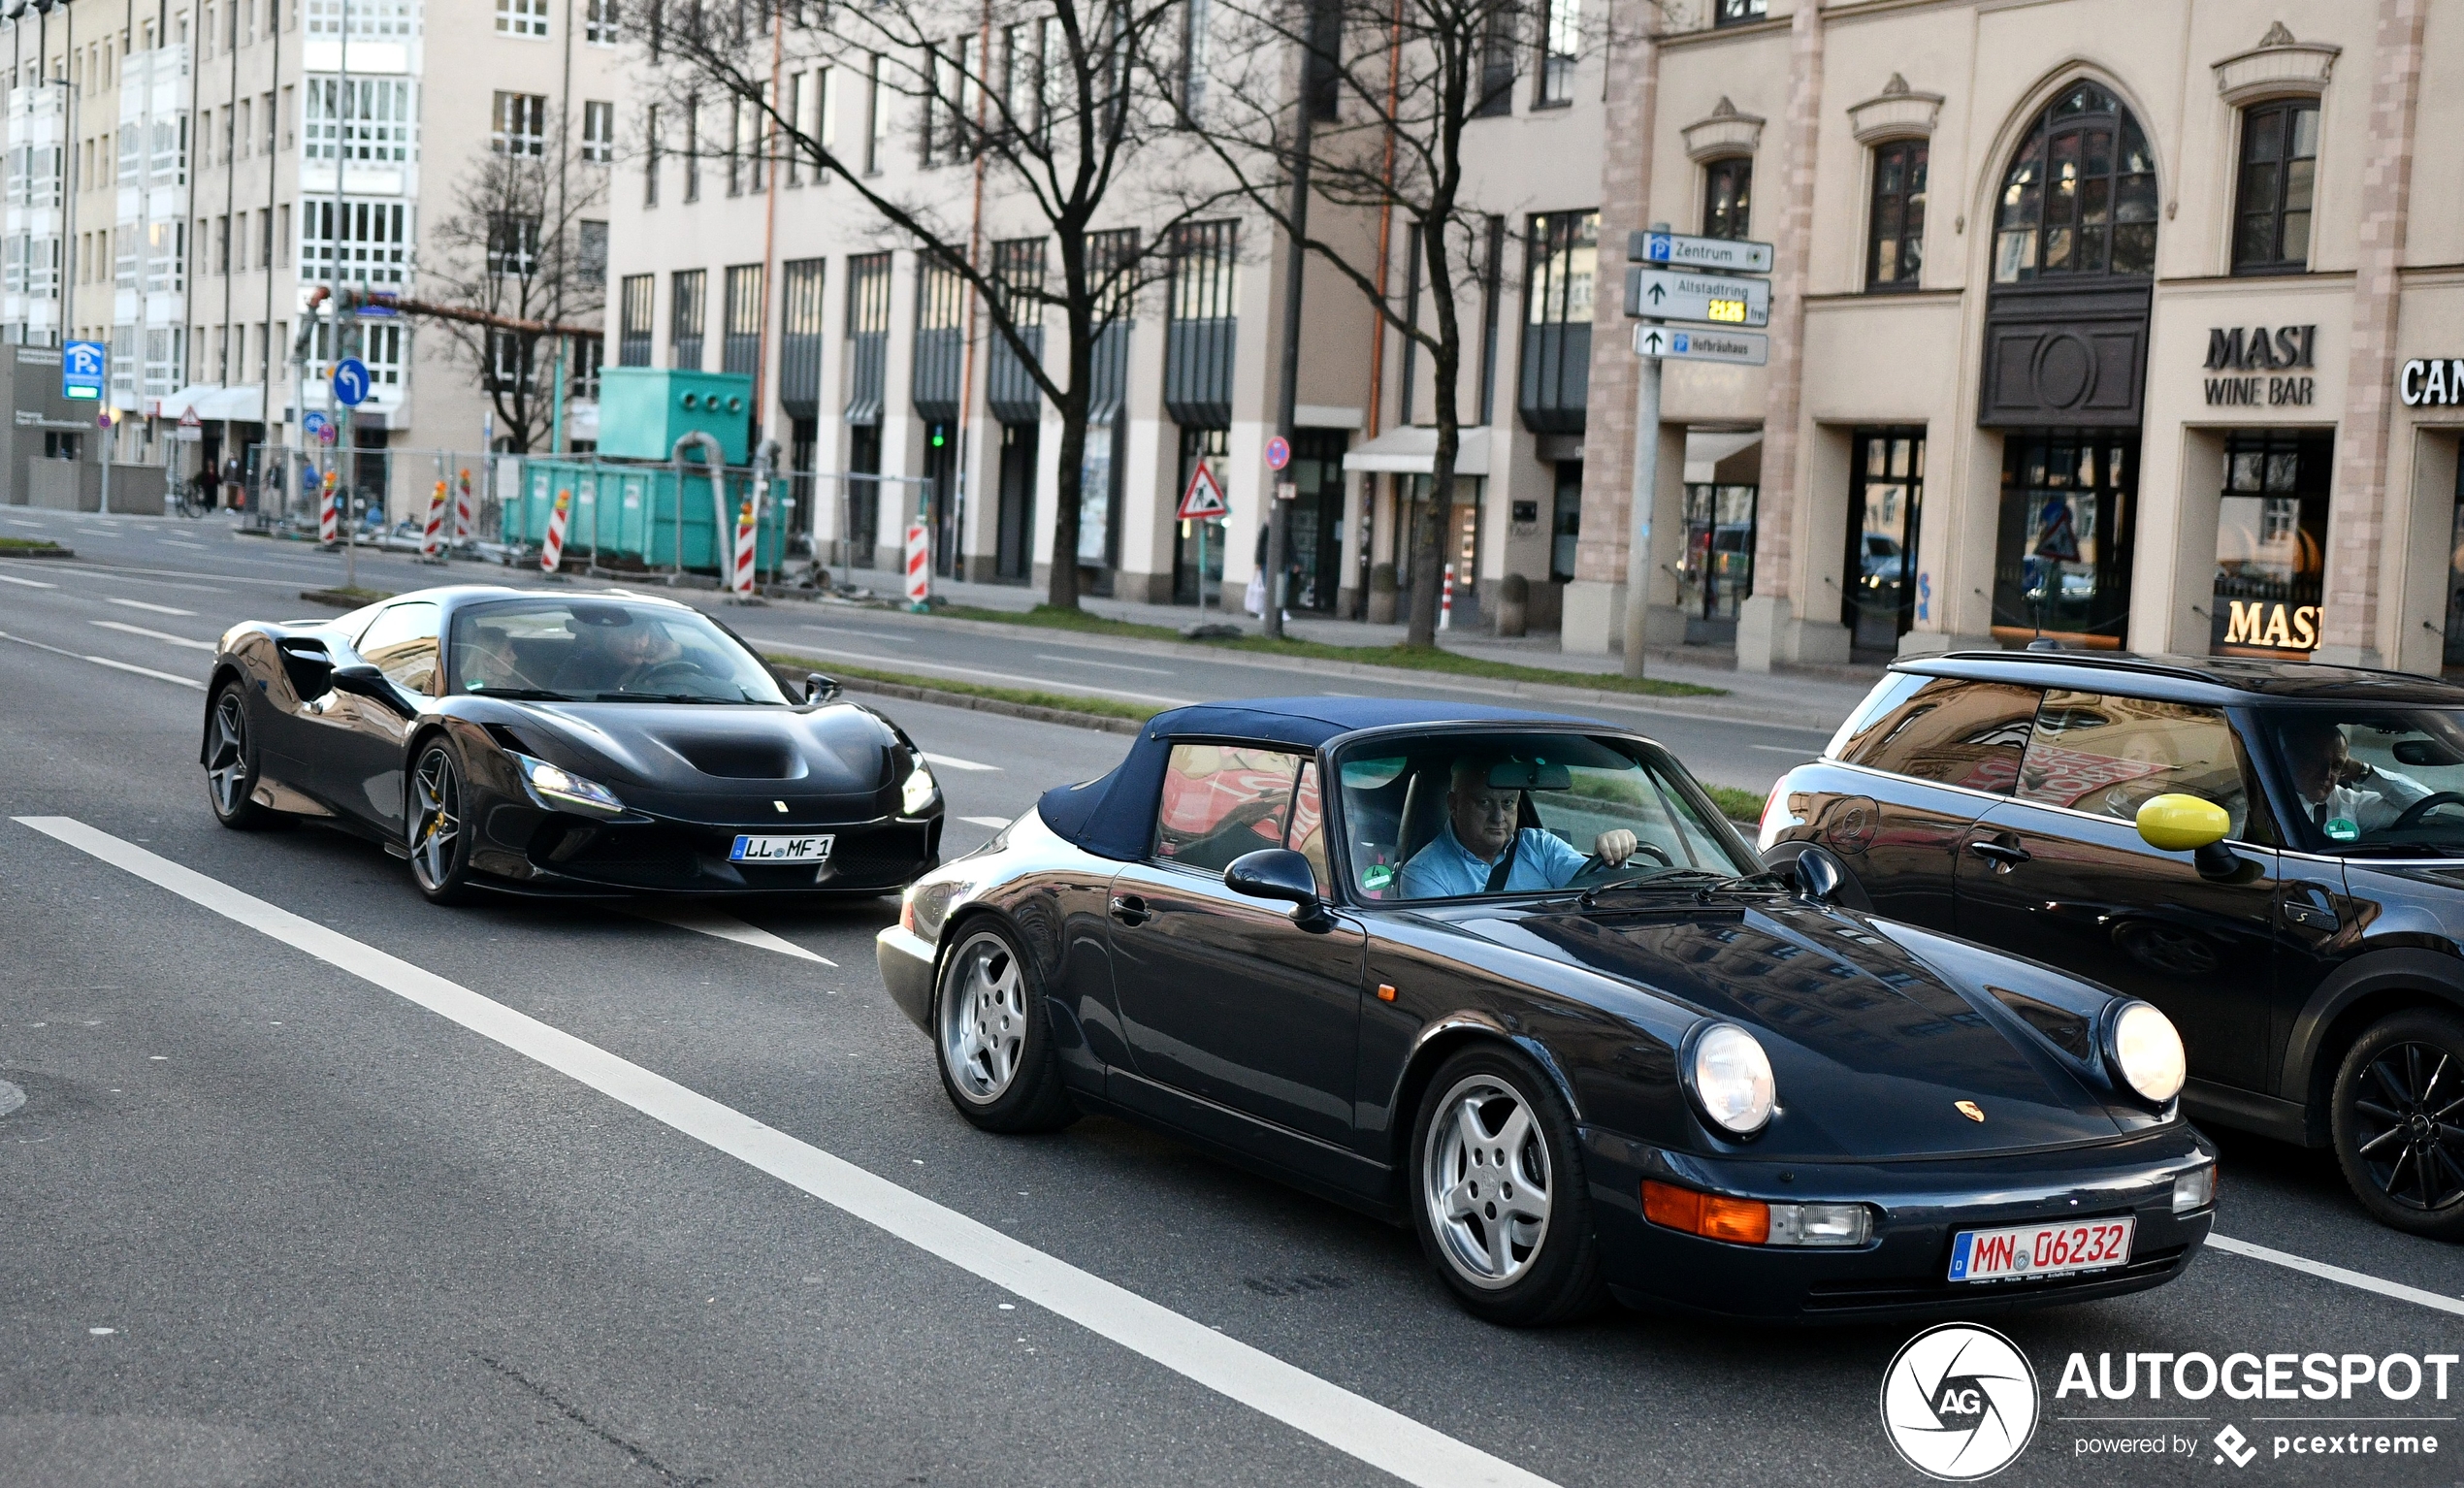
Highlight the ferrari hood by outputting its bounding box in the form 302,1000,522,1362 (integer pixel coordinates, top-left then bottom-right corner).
496,700,905,801
1461,902,2130,1157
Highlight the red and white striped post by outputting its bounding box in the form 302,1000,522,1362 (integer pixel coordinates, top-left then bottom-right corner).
903,521,931,610
420,480,447,561
451,468,475,546
1439,564,1455,631
730,497,759,597
318,470,340,545
540,488,572,575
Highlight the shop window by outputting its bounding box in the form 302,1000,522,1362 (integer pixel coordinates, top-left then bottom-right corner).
1702,156,1750,242
2213,430,2331,657
1843,432,1923,653
1994,433,2137,649
1550,460,1583,582
1679,482,1756,643
1992,81,2156,282
1712,0,1765,24
1864,141,1926,290
2232,99,2318,275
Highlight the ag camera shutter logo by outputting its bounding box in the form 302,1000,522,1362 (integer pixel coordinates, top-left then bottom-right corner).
1880,1323,2040,1479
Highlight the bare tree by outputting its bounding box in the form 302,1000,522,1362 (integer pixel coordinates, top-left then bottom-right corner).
1167,0,1617,647
426,146,608,454
646,0,1240,611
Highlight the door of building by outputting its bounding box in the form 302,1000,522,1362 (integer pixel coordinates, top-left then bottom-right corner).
1994,431,2139,649
1681,482,1758,645
1843,430,1924,656
1283,429,1348,612
1172,425,1228,605
995,422,1037,583
845,423,882,568
2214,431,2333,657
924,421,956,577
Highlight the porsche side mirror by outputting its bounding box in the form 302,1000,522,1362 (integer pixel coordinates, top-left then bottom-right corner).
803,672,839,704
1224,848,1336,933
330,663,414,717
2135,793,2243,880
1792,847,1843,903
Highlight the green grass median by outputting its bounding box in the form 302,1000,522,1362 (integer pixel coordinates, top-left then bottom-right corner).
766,653,1162,725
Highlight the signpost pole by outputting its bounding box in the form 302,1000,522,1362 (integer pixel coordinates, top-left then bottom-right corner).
1622,223,1672,681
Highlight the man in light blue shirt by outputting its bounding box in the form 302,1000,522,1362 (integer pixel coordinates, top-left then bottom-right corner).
1397,757,1638,898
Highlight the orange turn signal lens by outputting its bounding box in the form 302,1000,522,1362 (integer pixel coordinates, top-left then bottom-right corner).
1642,1180,1770,1245
1376,984,1397,1003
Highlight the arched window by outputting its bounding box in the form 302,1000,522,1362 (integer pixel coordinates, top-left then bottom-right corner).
1991,81,2156,283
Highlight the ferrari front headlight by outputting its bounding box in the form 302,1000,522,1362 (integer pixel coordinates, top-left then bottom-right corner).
513,753,625,815
900,760,940,816
2108,1000,2187,1105
1686,1021,1776,1136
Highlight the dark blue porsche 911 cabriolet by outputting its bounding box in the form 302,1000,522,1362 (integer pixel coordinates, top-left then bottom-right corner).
877,699,2218,1326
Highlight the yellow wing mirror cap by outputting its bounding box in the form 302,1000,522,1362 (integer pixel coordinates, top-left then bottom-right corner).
2137,793,2230,853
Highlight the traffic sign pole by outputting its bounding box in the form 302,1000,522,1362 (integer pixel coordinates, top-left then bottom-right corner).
1623,224,1671,681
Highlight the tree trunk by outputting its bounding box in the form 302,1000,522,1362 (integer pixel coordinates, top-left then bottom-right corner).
1048,385,1086,613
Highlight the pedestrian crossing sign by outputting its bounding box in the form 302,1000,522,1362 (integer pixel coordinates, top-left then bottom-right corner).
1177,460,1229,521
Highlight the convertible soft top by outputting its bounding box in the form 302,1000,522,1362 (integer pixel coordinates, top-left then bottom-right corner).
1036,695,1605,862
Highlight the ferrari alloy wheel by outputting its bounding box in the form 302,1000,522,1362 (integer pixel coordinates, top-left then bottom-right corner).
2332,1008,2464,1240
408,742,477,905
204,684,275,829
1410,1047,1605,1326
932,922,1076,1134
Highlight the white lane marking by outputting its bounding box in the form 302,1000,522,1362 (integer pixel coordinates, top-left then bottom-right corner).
800,623,912,642
0,570,59,588
923,752,1000,773
14,816,1556,1488
1033,652,1176,677
0,630,205,689
959,816,1013,829
627,905,838,967
92,620,218,651
6,518,44,528
1748,745,1811,756
2206,1233,2464,1319
785,643,1193,707
159,539,210,551
104,597,198,616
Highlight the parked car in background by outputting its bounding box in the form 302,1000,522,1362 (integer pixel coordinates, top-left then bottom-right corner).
1762,652,2464,1239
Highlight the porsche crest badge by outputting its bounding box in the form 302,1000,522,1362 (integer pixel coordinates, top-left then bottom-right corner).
1955,1100,1986,1122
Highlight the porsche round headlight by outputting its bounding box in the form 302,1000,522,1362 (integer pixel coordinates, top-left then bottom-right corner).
2109,1000,2187,1105
1688,1021,1776,1136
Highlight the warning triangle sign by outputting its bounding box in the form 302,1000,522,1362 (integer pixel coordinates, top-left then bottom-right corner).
1177,460,1229,521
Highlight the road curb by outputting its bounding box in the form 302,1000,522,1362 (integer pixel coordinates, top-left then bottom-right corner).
832,674,1144,736
0,546,76,560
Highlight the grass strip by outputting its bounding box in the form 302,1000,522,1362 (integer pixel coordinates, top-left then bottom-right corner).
299,586,397,607
1702,785,1767,826
0,536,71,556
927,603,1725,698
765,652,1162,725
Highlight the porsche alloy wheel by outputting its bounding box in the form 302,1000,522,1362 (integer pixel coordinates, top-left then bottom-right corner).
408,743,476,905
2333,1008,2464,1240
1410,1047,1604,1326
204,685,275,829
932,923,1076,1134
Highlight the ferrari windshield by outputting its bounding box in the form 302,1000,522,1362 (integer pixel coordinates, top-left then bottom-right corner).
448,598,791,704
1337,732,1757,900
2255,709,2464,856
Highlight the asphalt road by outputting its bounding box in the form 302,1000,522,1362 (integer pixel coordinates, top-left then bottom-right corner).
5,510,2463,1487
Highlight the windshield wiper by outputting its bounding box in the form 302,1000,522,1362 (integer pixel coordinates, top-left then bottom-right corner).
1577,868,1785,910
592,691,741,704
464,685,575,701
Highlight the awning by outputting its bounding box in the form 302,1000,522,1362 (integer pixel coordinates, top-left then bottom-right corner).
1340,425,1491,477
149,384,265,422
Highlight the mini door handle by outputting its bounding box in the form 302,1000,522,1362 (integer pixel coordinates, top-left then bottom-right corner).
1109,894,1151,926
1966,841,2032,867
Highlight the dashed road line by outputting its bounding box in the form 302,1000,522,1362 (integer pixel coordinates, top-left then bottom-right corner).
924,752,1000,772
782,642,1194,707
105,597,199,616
1034,652,1177,676
0,571,58,588
92,620,217,651
627,905,838,967
0,630,205,688
14,816,1559,1488
2205,1233,2464,1319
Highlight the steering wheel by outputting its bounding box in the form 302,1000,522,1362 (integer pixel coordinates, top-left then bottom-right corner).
1573,841,1672,879
2388,792,2464,832
638,660,704,686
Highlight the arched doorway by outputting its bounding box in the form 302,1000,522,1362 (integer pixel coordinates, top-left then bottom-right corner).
1980,81,2157,648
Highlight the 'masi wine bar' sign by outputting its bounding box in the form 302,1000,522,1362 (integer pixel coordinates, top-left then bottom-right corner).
2204,325,2317,406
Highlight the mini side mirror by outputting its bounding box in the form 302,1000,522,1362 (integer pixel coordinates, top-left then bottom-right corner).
1224,848,1336,932
2135,793,2246,880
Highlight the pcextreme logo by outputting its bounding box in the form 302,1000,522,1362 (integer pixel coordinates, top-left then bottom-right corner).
1881,1323,2041,1480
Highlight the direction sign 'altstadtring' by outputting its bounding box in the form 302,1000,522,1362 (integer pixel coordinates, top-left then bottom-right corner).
1627,229,1775,275
1624,267,1771,328
1634,324,1769,367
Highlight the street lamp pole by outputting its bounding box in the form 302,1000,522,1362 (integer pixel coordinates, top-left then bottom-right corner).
1264,20,1319,641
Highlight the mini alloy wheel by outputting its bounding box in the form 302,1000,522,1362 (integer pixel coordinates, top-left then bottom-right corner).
204,684,275,829
931,922,1076,1134
2334,1009,2464,1239
408,743,476,904
1408,1047,1605,1326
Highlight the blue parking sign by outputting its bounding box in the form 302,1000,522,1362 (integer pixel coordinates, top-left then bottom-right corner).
61,340,105,401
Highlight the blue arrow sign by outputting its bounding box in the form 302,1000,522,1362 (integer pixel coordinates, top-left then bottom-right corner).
331,358,371,407
61,339,106,401
301,410,332,440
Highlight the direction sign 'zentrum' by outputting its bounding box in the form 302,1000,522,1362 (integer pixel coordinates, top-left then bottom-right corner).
1634,324,1769,367
1627,229,1775,275
1624,268,1771,328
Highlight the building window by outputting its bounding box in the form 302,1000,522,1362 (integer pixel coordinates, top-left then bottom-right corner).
577,219,606,286
1474,5,1514,117
1992,81,2156,283
495,0,548,38
2214,430,2332,655
301,199,408,288
304,78,415,163
684,98,702,201
1179,0,1209,123
618,273,655,365
585,0,617,45
1303,0,1340,122
671,268,706,370
723,262,764,376
1713,0,1765,24
1702,156,1750,240
493,91,547,156
581,101,614,164
1844,431,1924,653
645,105,661,205
1520,209,1594,434
2232,98,2318,275
1864,139,1927,289
1994,433,2138,648
305,0,417,39
1536,0,1576,108
866,54,888,175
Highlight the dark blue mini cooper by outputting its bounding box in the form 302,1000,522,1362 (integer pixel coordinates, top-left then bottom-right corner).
880,698,2216,1325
